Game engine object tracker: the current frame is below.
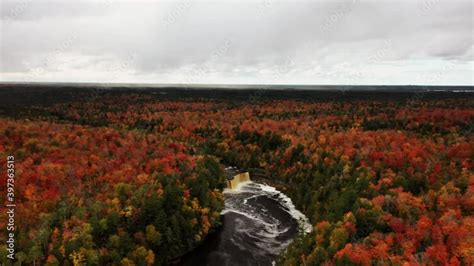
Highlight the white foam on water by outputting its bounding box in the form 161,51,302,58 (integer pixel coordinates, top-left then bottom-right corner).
221,180,313,256
228,181,313,233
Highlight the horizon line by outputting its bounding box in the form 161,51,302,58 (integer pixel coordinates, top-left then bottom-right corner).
1,81,473,88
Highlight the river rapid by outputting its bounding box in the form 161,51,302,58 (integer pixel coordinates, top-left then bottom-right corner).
179,181,311,266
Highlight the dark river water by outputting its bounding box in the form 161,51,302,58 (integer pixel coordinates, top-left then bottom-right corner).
179,181,311,266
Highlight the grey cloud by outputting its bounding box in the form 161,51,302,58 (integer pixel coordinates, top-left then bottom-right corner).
0,0,472,85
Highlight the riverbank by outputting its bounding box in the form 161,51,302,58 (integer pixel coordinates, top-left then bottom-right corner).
249,168,291,193
170,178,310,266
169,170,308,266
170,218,225,265
251,176,290,193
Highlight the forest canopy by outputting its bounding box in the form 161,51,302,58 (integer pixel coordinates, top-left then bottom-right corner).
0,88,473,265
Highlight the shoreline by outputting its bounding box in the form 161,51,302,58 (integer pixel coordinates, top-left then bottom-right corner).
168,217,225,265
170,174,294,265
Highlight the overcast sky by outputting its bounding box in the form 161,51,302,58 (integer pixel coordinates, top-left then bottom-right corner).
1,0,473,85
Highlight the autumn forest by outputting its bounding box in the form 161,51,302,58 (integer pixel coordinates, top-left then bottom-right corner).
0,86,473,265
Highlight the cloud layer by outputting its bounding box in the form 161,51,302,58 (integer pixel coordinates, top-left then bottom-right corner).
1,0,473,85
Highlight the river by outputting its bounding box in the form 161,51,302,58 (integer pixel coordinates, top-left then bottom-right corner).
179,181,311,266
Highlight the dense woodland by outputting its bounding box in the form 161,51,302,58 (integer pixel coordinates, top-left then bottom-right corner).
0,86,473,265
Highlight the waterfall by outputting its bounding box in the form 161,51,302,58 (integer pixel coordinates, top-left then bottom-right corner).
226,172,251,190
179,172,312,265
